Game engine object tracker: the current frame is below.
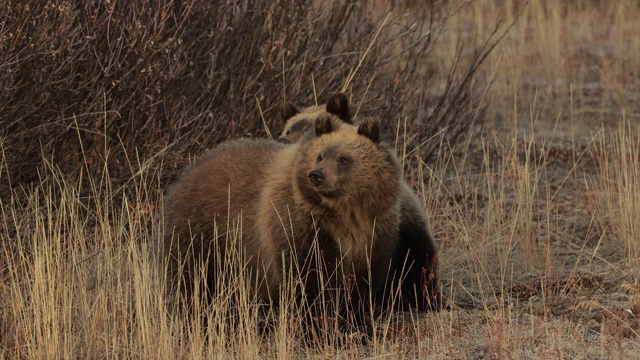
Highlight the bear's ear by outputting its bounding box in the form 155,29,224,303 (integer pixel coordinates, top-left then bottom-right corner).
279,102,300,121
326,93,351,123
315,115,335,136
357,120,380,143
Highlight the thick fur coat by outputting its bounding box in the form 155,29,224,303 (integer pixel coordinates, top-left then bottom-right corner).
161,115,402,319
278,93,441,311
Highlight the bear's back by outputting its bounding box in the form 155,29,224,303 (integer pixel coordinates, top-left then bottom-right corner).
162,138,294,302
164,138,286,233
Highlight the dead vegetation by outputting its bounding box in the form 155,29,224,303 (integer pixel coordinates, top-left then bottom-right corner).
2,0,640,358
0,0,499,195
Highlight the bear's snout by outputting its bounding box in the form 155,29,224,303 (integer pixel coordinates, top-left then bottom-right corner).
308,170,324,186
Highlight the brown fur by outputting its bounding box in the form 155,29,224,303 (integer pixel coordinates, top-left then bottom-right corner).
278,98,441,312
161,139,289,307
161,117,402,317
278,93,352,144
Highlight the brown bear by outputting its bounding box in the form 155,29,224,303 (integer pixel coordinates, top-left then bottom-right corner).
278,94,441,312
278,93,352,144
160,114,402,327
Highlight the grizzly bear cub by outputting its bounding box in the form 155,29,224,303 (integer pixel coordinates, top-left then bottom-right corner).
160,114,402,326
278,93,441,312
278,93,352,144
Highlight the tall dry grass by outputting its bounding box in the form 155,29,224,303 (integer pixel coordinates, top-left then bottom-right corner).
3,108,640,357
591,120,640,259
436,0,640,134
3,0,640,358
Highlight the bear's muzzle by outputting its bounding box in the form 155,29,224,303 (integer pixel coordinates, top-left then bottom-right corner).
308,170,324,187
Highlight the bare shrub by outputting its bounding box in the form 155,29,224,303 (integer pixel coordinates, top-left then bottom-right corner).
0,0,509,200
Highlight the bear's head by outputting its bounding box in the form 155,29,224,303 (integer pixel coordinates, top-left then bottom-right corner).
278,93,352,144
295,115,398,210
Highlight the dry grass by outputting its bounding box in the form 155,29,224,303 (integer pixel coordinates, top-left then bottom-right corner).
591,120,640,259
2,0,640,358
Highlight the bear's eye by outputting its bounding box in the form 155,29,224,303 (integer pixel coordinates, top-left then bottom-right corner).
339,157,349,165
317,154,323,162
286,129,291,135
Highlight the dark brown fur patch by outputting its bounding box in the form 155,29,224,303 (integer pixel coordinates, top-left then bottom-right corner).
357,119,380,143
279,102,300,121
325,93,351,123
314,115,335,137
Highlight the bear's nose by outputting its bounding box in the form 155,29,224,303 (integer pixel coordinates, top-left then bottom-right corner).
308,170,324,186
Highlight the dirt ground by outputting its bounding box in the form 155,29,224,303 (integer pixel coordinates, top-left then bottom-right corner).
419,87,640,357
